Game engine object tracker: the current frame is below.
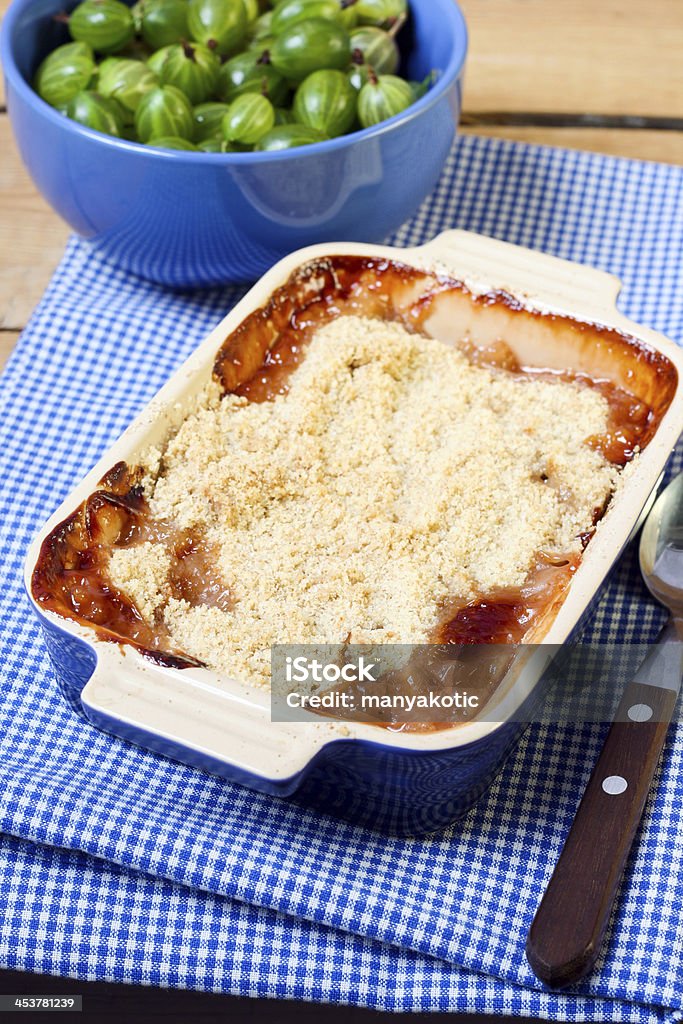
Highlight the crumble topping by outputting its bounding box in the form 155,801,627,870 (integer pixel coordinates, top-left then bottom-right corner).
108,315,620,685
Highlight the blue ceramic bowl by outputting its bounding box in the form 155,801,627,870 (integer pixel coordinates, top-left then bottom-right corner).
1,0,467,287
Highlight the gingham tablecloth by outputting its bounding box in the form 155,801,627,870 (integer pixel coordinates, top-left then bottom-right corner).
1,135,682,1021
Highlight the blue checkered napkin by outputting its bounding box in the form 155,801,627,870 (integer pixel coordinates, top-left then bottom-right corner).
0,834,673,1023
1,135,683,1019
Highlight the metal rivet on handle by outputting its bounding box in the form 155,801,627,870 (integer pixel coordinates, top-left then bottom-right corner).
602,775,628,795
628,703,653,722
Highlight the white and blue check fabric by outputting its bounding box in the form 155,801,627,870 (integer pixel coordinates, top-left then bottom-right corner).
1,135,682,1021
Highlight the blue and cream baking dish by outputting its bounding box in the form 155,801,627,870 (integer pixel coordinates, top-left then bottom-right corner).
24,230,683,835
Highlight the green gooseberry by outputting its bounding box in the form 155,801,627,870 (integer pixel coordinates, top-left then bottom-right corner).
197,136,237,151
255,123,327,150
338,1,358,29
357,71,413,126
34,41,95,108
97,57,158,114
271,0,343,36
146,44,172,75
349,25,398,74
292,68,355,137
135,84,195,141
137,0,190,48
158,41,221,104
146,135,199,149
270,18,351,81
65,89,125,135
243,0,260,22
249,10,272,43
216,51,289,105
222,92,275,144
353,0,407,28
68,0,135,54
192,100,231,140
187,0,249,56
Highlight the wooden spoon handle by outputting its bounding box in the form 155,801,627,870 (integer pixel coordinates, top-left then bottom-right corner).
526,625,682,988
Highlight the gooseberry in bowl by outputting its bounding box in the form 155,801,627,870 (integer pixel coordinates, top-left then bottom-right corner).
96,56,158,114
135,0,189,48
255,123,327,150
269,18,351,81
156,40,220,104
292,69,356,137
34,41,96,107
134,83,194,140
357,70,414,127
1,0,468,286
186,0,249,55
146,133,198,149
215,51,289,106
65,88,126,134
68,0,136,54
221,92,275,145
192,99,230,141
354,0,407,29
271,0,345,35
349,25,399,74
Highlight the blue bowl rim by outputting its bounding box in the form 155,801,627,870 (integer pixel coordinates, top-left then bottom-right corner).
1,0,468,164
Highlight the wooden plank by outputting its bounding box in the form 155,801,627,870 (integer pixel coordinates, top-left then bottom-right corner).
457,0,683,118
0,116,70,330
0,330,20,371
461,124,683,164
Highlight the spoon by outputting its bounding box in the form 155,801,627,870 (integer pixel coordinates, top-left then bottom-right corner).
526,472,683,988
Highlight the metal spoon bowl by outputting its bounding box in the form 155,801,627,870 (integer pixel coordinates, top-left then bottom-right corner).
640,472,683,614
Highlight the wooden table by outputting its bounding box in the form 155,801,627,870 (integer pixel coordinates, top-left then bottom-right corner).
1,0,682,373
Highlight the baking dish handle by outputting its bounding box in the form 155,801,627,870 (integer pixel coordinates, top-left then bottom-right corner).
409,229,624,315
78,645,327,790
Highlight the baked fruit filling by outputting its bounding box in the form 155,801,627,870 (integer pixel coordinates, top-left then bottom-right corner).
32,256,676,716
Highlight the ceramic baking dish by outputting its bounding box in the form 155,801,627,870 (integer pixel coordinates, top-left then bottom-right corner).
24,230,683,836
